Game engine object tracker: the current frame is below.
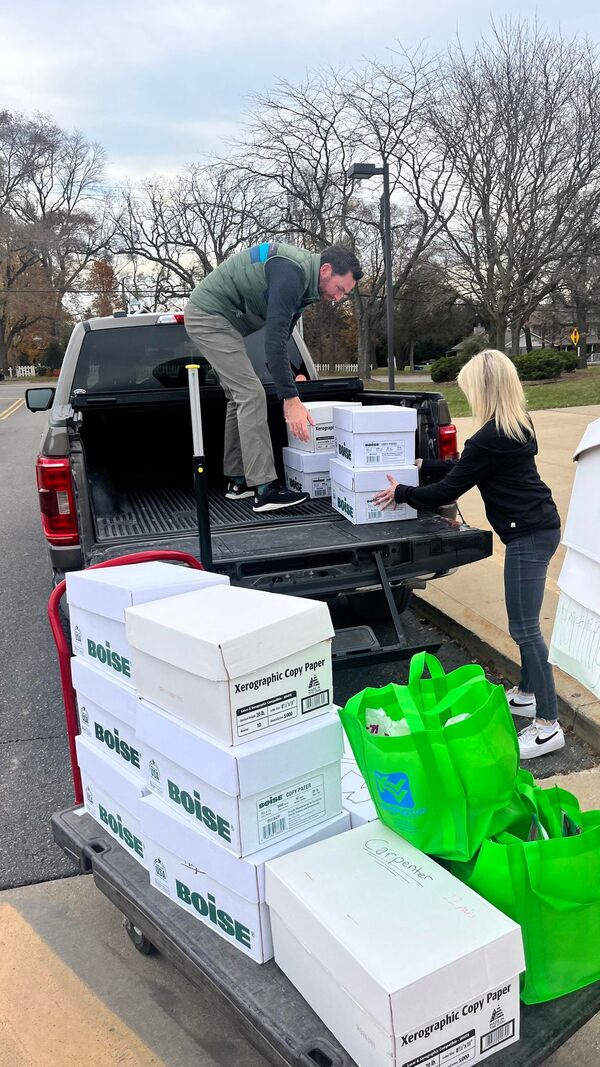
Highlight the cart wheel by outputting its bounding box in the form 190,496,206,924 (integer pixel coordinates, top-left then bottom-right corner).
123,918,157,955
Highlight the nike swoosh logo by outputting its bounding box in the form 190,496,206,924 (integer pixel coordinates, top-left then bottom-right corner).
535,731,559,745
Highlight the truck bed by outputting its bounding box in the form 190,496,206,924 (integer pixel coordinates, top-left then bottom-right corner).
88,484,492,595
94,485,336,540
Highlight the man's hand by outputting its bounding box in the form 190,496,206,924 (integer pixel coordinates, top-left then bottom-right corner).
373,474,399,510
283,396,315,443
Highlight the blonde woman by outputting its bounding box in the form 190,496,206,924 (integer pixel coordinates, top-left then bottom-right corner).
374,349,563,760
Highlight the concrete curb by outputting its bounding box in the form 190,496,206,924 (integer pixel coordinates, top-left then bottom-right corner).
414,593,600,753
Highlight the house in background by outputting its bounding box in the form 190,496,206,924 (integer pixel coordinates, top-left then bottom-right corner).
447,326,545,357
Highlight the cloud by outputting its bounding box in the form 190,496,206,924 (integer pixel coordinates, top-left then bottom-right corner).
2,0,599,185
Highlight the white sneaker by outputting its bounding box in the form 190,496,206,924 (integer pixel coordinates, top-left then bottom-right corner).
506,686,536,718
519,719,565,759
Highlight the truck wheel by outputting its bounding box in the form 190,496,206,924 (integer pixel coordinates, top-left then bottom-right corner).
123,918,157,956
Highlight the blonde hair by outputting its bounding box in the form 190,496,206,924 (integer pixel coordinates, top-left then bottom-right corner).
457,349,531,443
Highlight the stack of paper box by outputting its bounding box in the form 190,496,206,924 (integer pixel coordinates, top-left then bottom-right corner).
549,417,600,697
283,400,361,498
123,584,350,961
68,562,228,867
265,821,524,1067
330,405,419,525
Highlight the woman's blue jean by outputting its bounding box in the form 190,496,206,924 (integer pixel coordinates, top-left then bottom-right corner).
503,527,561,722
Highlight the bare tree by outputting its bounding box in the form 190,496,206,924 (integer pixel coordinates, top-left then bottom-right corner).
113,163,263,304
426,20,600,352
9,119,115,346
231,55,443,377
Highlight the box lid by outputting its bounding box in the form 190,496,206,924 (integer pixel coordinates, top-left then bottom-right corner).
330,459,419,493
126,585,334,682
75,733,142,812
71,656,139,729
66,561,229,623
283,447,333,473
140,795,350,903
573,417,600,459
136,700,343,797
265,821,524,1033
303,401,362,426
333,405,417,434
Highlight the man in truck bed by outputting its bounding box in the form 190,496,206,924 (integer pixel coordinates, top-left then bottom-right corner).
184,242,363,514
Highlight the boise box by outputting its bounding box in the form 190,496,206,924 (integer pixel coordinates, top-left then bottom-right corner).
141,793,350,962
126,585,334,746
330,459,418,525
67,562,228,688
282,447,331,498
76,733,147,867
265,821,524,1067
71,656,142,779
334,405,417,469
287,401,361,454
136,701,344,856
341,734,378,827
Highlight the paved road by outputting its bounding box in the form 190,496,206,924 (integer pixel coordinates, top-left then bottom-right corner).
0,380,597,1065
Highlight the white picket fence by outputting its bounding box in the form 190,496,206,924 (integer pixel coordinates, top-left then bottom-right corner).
314,362,358,374
8,365,33,378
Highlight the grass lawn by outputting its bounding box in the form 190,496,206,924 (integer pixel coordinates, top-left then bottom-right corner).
356,367,600,417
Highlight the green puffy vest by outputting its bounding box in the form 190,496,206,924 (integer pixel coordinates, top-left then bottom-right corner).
187,242,321,335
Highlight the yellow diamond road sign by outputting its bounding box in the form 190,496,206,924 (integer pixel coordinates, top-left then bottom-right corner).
570,328,580,345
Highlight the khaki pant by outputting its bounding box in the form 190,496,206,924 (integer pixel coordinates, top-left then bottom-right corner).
184,304,277,486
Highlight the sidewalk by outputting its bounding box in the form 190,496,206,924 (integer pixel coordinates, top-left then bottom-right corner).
416,405,600,748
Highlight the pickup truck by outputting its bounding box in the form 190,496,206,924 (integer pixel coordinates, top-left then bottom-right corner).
26,311,492,616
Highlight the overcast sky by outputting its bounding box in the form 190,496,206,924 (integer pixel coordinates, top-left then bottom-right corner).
2,1,599,184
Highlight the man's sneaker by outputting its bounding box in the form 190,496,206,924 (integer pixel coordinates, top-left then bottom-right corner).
519,719,565,759
252,482,307,512
506,686,536,718
225,479,253,500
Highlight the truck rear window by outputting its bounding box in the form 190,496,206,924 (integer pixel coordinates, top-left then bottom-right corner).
71,323,305,393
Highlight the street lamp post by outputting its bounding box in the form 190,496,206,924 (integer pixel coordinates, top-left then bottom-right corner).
347,161,395,391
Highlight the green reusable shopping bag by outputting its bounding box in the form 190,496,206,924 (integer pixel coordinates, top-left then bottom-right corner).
339,652,520,861
451,770,600,1003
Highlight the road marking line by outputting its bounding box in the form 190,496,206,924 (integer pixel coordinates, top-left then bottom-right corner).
0,398,24,420
0,904,166,1066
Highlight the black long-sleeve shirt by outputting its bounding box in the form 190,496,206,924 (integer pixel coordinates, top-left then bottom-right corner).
394,419,560,543
264,258,307,400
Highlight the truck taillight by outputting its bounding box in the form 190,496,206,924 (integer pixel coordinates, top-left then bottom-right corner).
438,424,459,462
156,313,185,324
35,456,79,546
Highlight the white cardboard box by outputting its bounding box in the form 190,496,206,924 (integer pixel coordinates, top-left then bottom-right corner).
71,656,142,779
136,701,344,856
141,794,350,962
562,417,600,565
126,585,334,746
334,405,417,468
330,459,418,525
76,733,147,866
341,735,378,827
67,562,229,688
283,447,331,498
549,548,600,698
287,401,362,454
265,822,524,1067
